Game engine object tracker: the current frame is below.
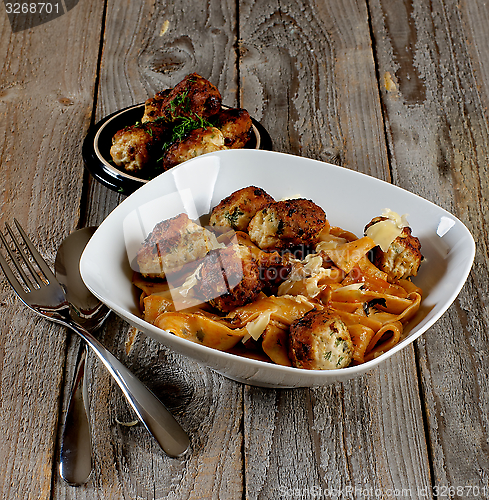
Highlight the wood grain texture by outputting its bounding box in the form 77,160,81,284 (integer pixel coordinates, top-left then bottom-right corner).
239,1,432,498
0,2,105,498
238,0,390,180
50,0,246,498
369,0,489,493
1,0,489,498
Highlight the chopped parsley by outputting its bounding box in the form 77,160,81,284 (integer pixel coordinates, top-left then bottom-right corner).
130,85,215,178
167,89,191,118
224,208,245,228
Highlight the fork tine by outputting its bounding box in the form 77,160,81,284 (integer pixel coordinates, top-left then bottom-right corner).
3,222,45,289
0,231,29,298
0,226,37,291
13,219,57,284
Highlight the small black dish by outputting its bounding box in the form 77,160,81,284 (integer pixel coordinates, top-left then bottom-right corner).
82,103,273,195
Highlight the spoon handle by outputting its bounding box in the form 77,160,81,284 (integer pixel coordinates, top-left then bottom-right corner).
59,343,93,486
65,318,191,458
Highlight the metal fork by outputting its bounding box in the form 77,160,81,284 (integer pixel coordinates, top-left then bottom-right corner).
0,220,190,466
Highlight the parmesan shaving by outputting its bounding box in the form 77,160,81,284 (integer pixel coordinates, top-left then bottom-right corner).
283,294,318,308
280,194,302,200
305,275,323,298
303,254,323,275
204,229,226,251
245,312,271,341
365,209,409,252
179,263,203,297
382,208,409,227
278,253,332,297
316,234,348,252
335,282,364,292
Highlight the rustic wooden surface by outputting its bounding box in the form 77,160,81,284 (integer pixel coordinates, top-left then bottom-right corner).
0,0,488,499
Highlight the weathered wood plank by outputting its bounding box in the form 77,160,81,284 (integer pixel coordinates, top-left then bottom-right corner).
369,0,489,493
244,356,433,499
3,0,488,498
0,3,106,499
50,0,245,498
239,0,432,498
239,0,390,179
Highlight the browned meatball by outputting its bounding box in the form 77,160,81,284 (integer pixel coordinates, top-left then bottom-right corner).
365,217,422,281
161,126,226,170
142,73,222,123
289,309,353,370
248,199,328,250
214,108,253,149
136,213,217,279
141,89,171,123
209,186,275,232
110,121,169,173
193,244,263,313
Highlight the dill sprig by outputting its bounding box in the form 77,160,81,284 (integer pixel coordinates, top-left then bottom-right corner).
160,113,213,153
146,85,216,174
167,90,191,118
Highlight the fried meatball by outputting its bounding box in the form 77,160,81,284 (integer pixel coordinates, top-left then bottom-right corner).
141,89,171,123
209,186,275,232
248,199,328,250
214,108,253,149
136,213,217,279
289,309,353,370
234,231,287,292
142,73,222,123
365,217,422,281
161,127,225,170
110,121,169,173
193,244,263,312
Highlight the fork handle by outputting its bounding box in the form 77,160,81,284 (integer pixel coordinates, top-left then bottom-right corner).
64,318,190,458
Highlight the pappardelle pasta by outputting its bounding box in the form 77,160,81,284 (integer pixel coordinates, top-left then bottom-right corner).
132,186,423,370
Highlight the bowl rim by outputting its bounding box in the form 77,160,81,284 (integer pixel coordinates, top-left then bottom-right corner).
80,149,476,386
82,102,271,194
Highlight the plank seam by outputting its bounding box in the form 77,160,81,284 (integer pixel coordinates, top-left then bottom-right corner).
78,0,109,230
365,0,394,183
236,0,241,105
413,343,437,497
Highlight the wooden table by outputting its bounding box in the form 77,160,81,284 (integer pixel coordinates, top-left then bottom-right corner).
1,0,488,498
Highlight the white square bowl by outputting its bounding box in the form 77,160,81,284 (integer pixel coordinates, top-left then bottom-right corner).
80,150,475,388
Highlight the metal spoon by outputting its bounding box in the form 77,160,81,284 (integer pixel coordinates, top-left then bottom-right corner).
56,227,110,486
56,227,191,486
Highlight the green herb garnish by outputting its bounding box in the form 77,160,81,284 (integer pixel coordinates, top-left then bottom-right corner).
224,208,245,228
157,114,214,162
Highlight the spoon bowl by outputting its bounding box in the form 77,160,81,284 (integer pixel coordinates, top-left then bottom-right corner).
55,227,110,330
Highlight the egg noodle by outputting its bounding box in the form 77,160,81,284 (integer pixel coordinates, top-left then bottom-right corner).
132,195,423,370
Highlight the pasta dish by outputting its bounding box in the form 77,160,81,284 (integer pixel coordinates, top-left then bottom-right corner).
132,186,423,370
